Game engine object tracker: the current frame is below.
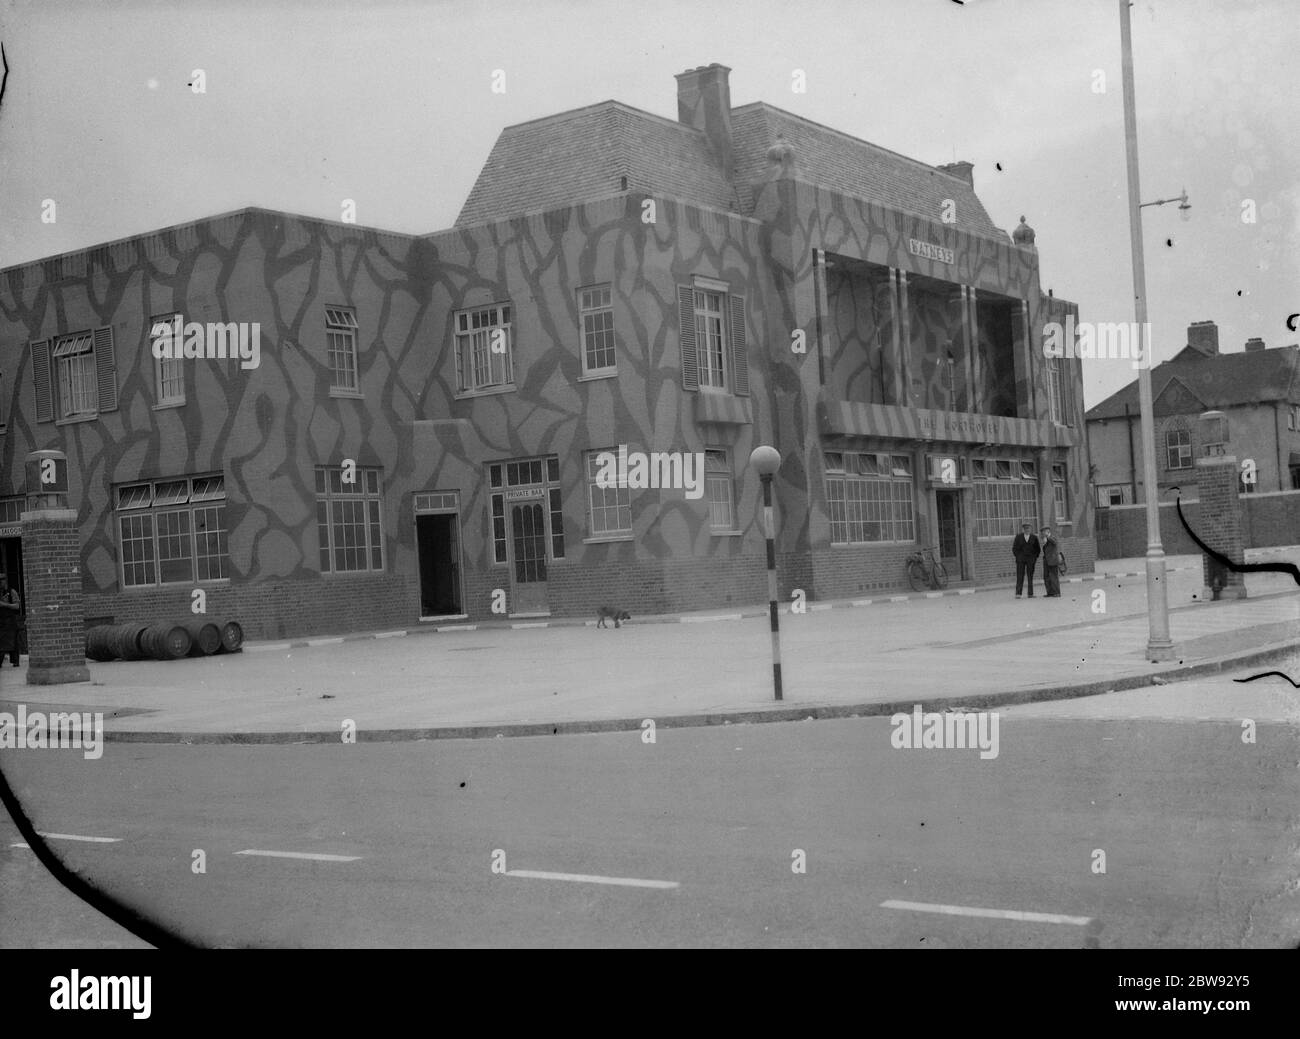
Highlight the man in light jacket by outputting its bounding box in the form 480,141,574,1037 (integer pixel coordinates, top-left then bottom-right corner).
1040,526,1063,598
1012,522,1040,599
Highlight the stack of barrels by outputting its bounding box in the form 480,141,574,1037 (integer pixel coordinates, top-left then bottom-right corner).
86,619,244,662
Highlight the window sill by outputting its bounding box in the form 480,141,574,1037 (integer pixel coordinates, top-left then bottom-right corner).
329,388,364,399
830,540,916,548
578,371,618,383
583,534,633,544
56,413,98,427
455,385,516,400
319,569,388,577
153,399,186,411
711,529,743,537
122,578,231,591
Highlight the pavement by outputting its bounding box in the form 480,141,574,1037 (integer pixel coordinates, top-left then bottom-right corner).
0,549,1296,741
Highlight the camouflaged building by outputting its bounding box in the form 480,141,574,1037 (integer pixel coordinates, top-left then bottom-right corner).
0,63,1093,639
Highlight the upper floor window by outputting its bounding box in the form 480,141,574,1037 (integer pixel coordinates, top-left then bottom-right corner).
579,285,616,376
1047,355,1065,424
31,328,119,423
677,279,749,396
972,455,1040,538
53,333,97,418
1165,428,1192,470
455,303,514,395
151,314,185,406
325,307,359,393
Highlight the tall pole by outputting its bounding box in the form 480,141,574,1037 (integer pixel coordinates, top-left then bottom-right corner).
1119,0,1176,661
761,473,783,701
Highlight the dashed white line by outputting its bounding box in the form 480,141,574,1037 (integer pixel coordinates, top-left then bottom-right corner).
306,637,344,647
957,589,975,595
924,592,943,598
373,630,408,639
246,642,292,652
881,898,1091,926
511,622,549,629
505,869,679,889
680,614,743,623
437,624,478,632
851,599,874,607
234,849,362,862
10,832,122,847
888,595,909,603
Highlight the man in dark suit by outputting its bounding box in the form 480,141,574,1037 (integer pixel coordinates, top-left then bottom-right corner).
1012,522,1040,598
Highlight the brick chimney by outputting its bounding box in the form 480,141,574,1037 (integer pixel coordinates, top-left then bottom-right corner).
676,63,733,180
1186,320,1219,358
1244,336,1266,352
937,161,974,187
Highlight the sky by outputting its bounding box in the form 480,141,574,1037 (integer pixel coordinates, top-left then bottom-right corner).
0,0,1296,408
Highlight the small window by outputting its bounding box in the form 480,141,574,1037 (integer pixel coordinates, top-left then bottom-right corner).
824,452,845,473
705,449,735,532
151,313,185,405
972,458,987,479
326,307,360,392
117,484,153,510
994,460,1012,481
1020,460,1037,481
1165,429,1192,470
454,303,514,395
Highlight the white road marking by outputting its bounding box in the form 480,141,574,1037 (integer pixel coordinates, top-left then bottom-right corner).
881,899,1091,926
234,849,362,862
307,637,344,647
505,869,679,889
888,595,909,603
11,832,122,846
437,624,477,632
957,589,975,595
810,603,833,611
373,630,407,639
680,614,742,623
851,599,873,606
246,642,291,652
511,622,549,629
925,592,943,598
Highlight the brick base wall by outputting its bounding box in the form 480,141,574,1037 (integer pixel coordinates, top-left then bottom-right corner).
1095,490,1299,559
810,543,915,599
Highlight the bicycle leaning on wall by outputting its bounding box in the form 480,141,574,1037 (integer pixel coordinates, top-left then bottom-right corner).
905,546,949,592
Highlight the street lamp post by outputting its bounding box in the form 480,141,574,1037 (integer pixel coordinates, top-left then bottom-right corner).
1119,0,1178,662
750,445,783,701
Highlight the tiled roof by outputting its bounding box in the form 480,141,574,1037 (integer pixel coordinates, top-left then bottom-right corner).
729,103,1004,238
1086,345,1300,420
455,99,1006,238
455,102,738,227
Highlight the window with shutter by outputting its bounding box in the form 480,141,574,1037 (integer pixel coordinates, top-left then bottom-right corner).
729,294,749,396
677,286,699,391
31,339,53,423
94,326,118,413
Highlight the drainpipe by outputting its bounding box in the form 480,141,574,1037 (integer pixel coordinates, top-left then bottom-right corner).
1124,403,1138,502
1275,402,1285,492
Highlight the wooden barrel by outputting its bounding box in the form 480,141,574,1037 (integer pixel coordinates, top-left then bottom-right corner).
114,623,151,661
183,620,222,656
142,623,192,661
216,619,244,654
86,626,117,662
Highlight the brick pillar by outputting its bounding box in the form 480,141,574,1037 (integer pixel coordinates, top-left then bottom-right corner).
1194,454,1246,600
20,450,89,685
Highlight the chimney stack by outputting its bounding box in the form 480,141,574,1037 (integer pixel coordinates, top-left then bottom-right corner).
937,161,974,187
1186,320,1219,358
1244,336,1266,352
675,63,733,181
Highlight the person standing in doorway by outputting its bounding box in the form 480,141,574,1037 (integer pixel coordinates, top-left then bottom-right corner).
1041,526,1063,598
0,573,21,667
1012,522,1040,598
